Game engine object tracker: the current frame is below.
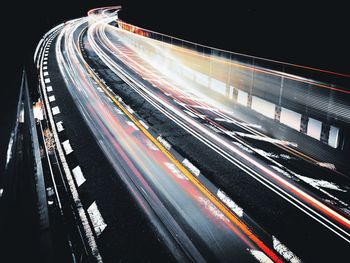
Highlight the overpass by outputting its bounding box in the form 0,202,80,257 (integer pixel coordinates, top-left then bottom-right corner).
31,6,350,262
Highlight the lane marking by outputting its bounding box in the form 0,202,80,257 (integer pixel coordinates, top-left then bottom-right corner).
248,249,274,263
184,110,198,118
44,78,51,84
157,136,172,150
49,95,56,102
235,132,298,148
145,139,159,151
139,120,149,129
272,236,301,263
62,140,73,155
294,175,346,193
72,166,86,187
125,105,134,113
217,189,243,217
87,201,107,237
126,121,139,130
56,121,64,132
182,158,200,177
51,106,60,115
46,86,53,92
164,162,188,180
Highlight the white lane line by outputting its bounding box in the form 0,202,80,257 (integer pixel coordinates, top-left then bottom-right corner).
44,57,48,61
271,165,349,208
173,99,187,107
51,106,60,115
232,141,254,153
244,123,262,129
126,121,139,130
198,196,228,222
253,148,280,159
182,158,200,177
43,61,47,65
184,110,198,118
139,120,149,129
62,140,73,155
145,139,159,151
157,136,171,150
294,174,346,192
215,118,234,123
87,201,107,237
44,71,49,76
113,107,124,115
46,86,53,92
0,188,3,198
165,162,188,180
56,121,64,132
204,123,221,133
235,132,298,148
217,189,243,217
270,165,293,179
43,66,48,70
248,249,273,263
125,105,134,114
72,166,86,187
48,95,56,102
44,78,51,84
272,236,301,263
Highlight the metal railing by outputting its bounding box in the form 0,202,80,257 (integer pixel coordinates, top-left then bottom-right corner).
114,20,350,150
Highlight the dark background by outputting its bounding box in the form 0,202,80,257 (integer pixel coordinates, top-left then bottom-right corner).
1,0,349,176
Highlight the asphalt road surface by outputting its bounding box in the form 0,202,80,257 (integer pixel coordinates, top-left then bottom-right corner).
36,6,350,262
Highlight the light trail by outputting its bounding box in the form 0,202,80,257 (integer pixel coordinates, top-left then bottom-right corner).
86,8,350,242
43,6,350,261
54,8,284,262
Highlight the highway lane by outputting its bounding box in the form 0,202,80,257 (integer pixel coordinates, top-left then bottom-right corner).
80,6,347,262
37,6,350,261
54,12,286,262
89,14,350,231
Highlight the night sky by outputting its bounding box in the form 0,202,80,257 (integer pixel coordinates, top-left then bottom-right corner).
1,0,349,175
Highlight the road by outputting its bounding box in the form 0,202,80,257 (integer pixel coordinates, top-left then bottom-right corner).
36,6,350,262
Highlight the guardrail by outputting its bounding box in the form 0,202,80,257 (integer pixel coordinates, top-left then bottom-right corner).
115,20,350,150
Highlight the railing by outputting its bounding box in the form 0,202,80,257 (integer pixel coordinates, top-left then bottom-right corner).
115,20,350,150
